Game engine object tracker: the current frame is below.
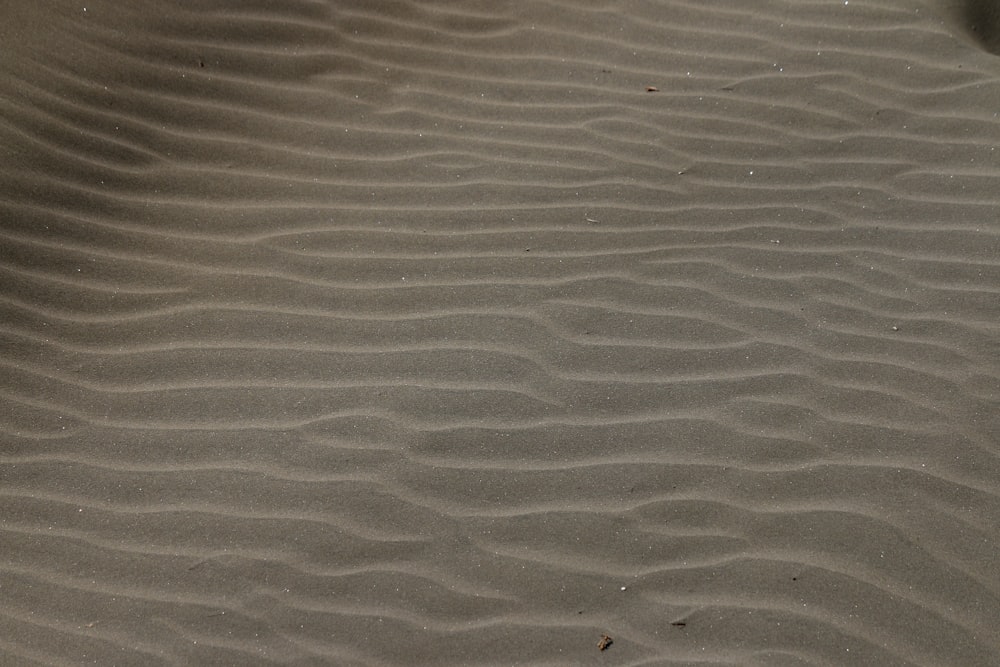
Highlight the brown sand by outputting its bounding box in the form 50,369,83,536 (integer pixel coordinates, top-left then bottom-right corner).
2,1,999,664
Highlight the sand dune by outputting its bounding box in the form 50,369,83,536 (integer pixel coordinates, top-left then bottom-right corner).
2,0,999,664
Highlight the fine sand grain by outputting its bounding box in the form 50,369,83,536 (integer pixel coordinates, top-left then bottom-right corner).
2,1,999,664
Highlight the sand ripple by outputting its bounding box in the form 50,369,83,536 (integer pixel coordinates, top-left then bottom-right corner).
1,0,999,664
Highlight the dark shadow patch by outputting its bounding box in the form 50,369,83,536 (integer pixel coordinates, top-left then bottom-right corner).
965,0,1000,53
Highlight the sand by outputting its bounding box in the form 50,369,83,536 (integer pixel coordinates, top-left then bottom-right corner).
1,0,999,664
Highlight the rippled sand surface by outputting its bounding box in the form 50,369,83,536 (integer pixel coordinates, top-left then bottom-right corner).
2,1,999,664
